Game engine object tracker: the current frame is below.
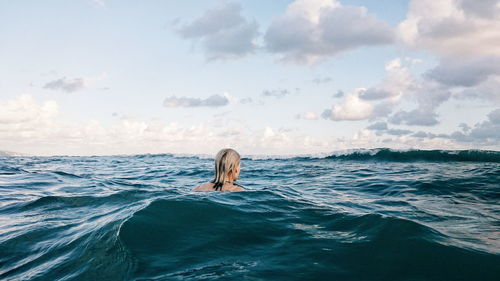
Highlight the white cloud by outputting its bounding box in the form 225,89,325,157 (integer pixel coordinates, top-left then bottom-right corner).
177,2,259,60
392,1,500,128
321,58,417,122
2,95,497,155
264,0,500,129
295,112,319,120
388,78,452,126
322,89,374,121
0,95,58,129
359,58,416,101
318,53,498,127
264,0,394,64
399,0,500,58
316,53,496,127
163,94,229,108
387,56,500,127
0,95,338,156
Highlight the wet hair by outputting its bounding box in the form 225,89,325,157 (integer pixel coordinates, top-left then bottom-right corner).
211,148,240,191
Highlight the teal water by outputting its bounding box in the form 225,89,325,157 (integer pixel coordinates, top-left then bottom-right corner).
1,149,499,280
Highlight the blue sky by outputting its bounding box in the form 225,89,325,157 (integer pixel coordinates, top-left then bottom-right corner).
1,0,499,156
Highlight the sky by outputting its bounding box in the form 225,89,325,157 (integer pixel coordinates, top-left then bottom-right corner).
1,0,500,156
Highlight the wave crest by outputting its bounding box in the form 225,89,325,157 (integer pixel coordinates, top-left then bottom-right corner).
322,148,500,162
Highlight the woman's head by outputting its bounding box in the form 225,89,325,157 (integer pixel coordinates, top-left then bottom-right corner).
213,148,240,190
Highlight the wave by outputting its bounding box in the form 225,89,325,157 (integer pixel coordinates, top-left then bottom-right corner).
8,148,499,163
128,148,500,163
242,148,500,162
2,151,499,280
19,191,155,210
322,148,500,162
118,197,500,280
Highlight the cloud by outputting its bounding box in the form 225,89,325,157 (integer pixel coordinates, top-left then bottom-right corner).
322,53,497,128
295,112,319,120
262,88,293,98
0,95,340,155
264,0,394,64
488,108,500,124
358,88,393,101
43,77,86,93
359,58,416,101
389,109,439,126
366,122,388,131
386,65,452,127
177,2,259,60
393,1,500,128
382,56,500,127
0,95,223,154
332,90,344,98
312,76,332,84
322,89,374,121
386,56,500,126
425,56,500,87
399,0,500,58
2,95,498,155
385,128,412,136
411,131,431,138
366,121,412,136
458,123,471,133
454,76,500,103
163,94,229,108
239,97,253,104
319,53,498,127
449,108,500,144
458,0,500,19
321,58,418,122
0,95,58,127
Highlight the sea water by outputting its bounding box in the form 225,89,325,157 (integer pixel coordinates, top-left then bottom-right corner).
1,149,499,280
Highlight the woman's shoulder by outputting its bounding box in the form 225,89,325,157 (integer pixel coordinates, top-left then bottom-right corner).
230,185,245,192
193,182,214,191
231,182,244,191
193,182,245,192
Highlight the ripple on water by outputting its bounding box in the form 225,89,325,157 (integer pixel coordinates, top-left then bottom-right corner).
0,152,499,280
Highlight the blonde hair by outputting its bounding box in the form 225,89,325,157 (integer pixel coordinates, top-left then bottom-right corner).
212,148,240,191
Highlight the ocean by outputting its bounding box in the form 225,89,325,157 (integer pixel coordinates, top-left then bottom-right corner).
0,149,499,280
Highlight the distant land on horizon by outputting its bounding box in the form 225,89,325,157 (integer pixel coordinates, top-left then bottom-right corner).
0,150,29,157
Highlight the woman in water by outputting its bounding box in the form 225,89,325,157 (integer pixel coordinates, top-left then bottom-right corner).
194,148,244,192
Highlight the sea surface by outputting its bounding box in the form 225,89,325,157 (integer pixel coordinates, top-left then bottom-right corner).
1,149,499,281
